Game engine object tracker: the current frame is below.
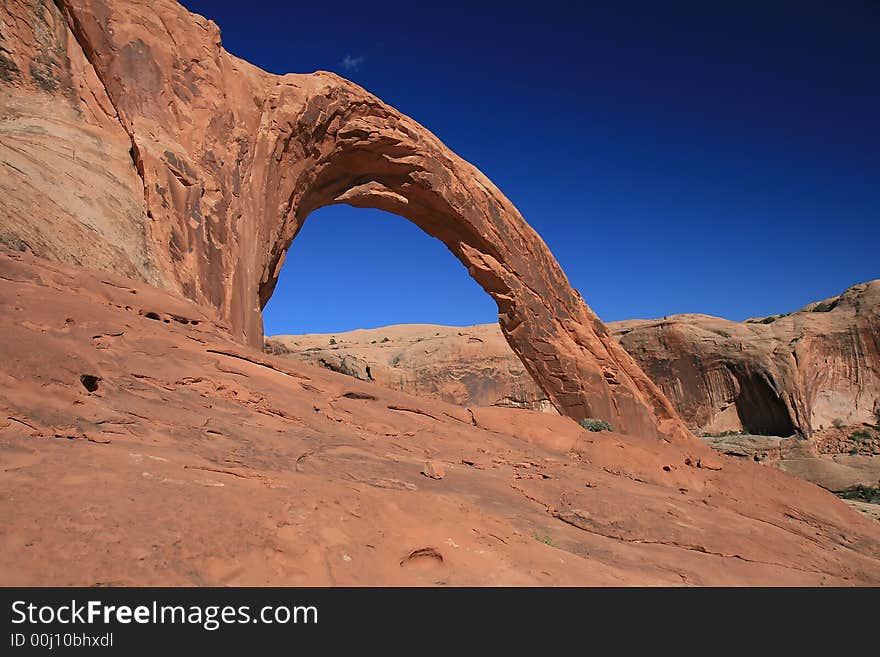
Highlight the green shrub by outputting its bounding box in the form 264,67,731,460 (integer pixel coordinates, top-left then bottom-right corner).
746,313,789,325
838,485,880,502
851,429,873,442
579,418,614,432
831,418,845,430
329,338,336,345
812,300,838,313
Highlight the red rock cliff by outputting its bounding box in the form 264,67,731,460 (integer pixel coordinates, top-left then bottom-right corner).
611,281,880,437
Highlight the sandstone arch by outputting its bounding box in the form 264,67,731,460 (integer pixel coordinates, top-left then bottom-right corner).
252,77,688,440
14,0,689,441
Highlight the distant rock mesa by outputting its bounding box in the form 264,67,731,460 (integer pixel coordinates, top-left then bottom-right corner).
266,324,555,414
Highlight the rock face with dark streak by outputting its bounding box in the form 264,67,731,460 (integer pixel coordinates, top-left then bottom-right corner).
611,281,880,438
0,0,159,285
0,0,687,442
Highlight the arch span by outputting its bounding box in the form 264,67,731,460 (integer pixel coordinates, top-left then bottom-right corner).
53,0,689,441
250,76,688,441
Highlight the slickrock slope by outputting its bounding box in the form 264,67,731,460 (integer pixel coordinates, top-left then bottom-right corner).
611,281,880,438
266,283,880,494
266,325,555,414
0,0,687,441
2,250,880,585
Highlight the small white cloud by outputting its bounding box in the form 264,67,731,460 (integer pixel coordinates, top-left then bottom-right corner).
340,54,365,72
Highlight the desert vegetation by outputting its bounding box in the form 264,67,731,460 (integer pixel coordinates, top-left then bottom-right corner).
579,418,613,432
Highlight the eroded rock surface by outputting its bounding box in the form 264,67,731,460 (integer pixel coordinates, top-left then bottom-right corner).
611,281,880,438
266,324,555,413
2,250,879,585
0,0,158,284
0,0,687,441
702,433,880,493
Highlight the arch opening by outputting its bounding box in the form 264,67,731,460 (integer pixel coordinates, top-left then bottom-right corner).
260,203,563,411
261,203,497,336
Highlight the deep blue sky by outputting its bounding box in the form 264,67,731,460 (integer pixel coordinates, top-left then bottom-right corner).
181,1,879,335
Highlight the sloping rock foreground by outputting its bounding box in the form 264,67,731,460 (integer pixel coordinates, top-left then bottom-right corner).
0,0,687,442
2,251,880,585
